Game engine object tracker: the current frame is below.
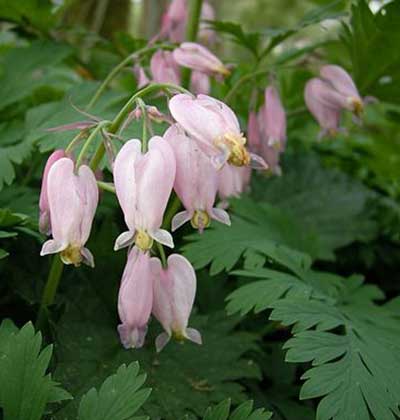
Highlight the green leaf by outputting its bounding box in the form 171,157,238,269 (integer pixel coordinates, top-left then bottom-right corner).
0,320,71,420
228,260,400,419
202,399,272,420
0,40,72,112
253,153,377,259
205,20,261,57
343,0,400,102
78,362,151,420
0,0,59,32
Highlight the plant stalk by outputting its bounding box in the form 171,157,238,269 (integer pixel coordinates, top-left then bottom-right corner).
180,0,203,89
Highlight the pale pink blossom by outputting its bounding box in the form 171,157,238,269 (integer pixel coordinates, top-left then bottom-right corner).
173,42,229,77
40,157,98,267
218,164,251,201
320,65,363,115
191,70,210,95
263,86,286,150
165,124,230,232
39,149,66,235
113,137,176,251
118,247,153,349
151,253,201,352
150,50,180,85
169,94,266,169
133,65,150,89
160,0,215,44
304,78,343,137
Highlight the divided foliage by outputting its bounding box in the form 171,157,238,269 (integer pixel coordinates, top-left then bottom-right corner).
227,255,400,419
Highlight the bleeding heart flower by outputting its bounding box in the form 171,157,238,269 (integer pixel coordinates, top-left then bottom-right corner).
218,164,251,201
165,124,230,232
263,86,287,150
169,93,266,169
151,253,201,352
320,65,363,116
118,247,153,349
39,150,66,235
150,50,181,85
173,42,230,78
40,157,98,267
113,137,176,252
198,1,216,45
304,78,343,138
133,65,150,88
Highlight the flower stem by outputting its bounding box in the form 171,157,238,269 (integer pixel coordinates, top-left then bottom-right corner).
76,121,110,167
181,0,203,89
136,97,148,153
97,180,116,193
156,242,167,268
87,44,174,110
162,192,182,230
36,255,63,330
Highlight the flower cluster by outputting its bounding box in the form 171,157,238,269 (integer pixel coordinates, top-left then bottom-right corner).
38,90,269,350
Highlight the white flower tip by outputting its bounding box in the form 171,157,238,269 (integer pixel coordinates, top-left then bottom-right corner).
155,332,171,352
186,328,202,345
171,211,191,232
40,239,66,256
211,208,231,226
114,230,135,251
151,229,175,248
81,247,95,268
118,324,147,349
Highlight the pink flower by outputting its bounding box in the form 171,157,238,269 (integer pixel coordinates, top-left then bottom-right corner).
150,50,180,85
173,42,229,77
304,78,343,137
39,149,66,235
164,124,230,232
160,0,215,44
133,65,150,89
199,1,216,45
263,86,286,150
247,111,261,154
113,137,176,251
40,157,98,267
118,247,153,349
169,94,266,169
190,70,210,95
320,65,363,116
151,253,201,352
218,164,251,201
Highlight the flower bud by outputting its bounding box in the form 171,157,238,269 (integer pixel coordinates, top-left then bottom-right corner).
173,42,230,77
113,137,176,251
169,94,267,169
151,253,201,352
40,157,98,267
118,247,153,349
39,150,66,235
164,124,230,232
133,65,150,89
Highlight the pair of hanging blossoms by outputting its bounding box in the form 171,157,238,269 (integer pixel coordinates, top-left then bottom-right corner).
38,88,266,351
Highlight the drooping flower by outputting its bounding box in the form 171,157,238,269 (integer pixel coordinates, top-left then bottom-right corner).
40,157,98,267
169,94,266,169
113,137,176,251
151,253,201,352
148,49,210,95
165,124,230,232
320,65,363,116
304,78,343,137
263,86,287,150
217,164,251,201
118,247,153,349
133,65,150,89
39,149,66,235
160,0,215,44
150,50,181,85
173,42,230,78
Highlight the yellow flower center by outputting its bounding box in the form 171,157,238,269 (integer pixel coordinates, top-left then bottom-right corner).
351,97,363,117
172,329,186,342
60,245,82,267
134,230,153,251
191,210,211,230
215,133,250,167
